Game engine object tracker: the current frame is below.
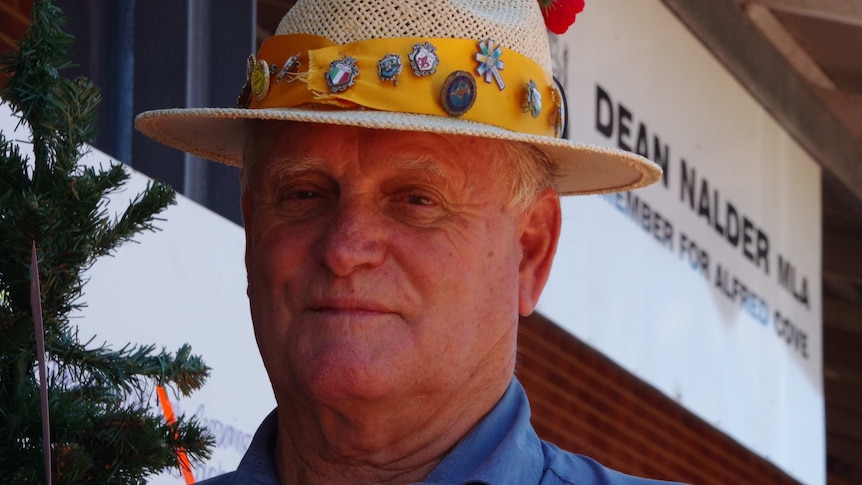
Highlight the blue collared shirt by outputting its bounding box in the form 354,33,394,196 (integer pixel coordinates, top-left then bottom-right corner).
199,378,681,484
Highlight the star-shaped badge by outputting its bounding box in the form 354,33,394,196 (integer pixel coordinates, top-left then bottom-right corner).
475,39,505,90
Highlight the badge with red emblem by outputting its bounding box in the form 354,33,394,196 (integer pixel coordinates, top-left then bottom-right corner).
408,42,439,77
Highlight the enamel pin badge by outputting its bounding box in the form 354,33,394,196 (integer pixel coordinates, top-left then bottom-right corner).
440,71,477,117
248,54,272,101
475,39,505,90
524,80,542,118
327,55,359,93
377,53,403,85
409,42,440,77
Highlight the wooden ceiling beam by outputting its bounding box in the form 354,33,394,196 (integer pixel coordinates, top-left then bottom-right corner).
816,87,862,140
745,4,837,89
660,0,862,205
740,0,862,27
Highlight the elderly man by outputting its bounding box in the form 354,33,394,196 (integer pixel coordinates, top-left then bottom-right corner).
138,1,676,484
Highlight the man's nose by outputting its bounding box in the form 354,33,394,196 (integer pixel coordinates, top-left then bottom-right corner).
319,198,387,276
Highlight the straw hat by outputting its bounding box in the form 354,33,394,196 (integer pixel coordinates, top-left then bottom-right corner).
135,0,660,195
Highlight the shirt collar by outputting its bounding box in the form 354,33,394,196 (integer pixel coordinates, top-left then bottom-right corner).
418,377,544,485
229,409,280,484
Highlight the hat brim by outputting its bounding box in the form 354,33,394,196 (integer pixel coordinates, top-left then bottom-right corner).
135,106,661,196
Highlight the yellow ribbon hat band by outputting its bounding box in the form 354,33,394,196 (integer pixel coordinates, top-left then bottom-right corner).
246,34,563,138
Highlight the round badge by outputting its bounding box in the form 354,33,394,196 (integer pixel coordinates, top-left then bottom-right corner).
250,58,271,100
440,71,477,117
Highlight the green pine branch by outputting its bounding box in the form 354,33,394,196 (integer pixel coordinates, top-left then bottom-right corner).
55,339,209,399
0,1,215,483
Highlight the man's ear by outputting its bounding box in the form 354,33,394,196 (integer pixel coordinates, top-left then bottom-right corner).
518,188,561,316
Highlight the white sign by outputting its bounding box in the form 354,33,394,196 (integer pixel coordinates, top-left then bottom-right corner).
539,1,823,484
0,103,274,484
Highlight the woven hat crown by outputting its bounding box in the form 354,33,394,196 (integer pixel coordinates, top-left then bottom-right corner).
276,0,553,74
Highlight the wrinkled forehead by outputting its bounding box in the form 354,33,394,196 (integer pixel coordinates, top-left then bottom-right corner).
243,121,509,186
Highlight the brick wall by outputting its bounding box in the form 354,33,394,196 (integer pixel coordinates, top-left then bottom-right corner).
517,312,801,484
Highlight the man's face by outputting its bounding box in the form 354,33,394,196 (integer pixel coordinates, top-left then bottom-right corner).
242,122,558,408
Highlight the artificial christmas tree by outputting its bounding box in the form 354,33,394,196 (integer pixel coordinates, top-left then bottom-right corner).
0,1,213,483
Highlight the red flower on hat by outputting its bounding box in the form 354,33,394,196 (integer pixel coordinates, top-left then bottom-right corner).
539,0,585,34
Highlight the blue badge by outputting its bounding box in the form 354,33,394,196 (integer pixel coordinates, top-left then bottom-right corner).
409,42,439,77
327,55,359,93
524,80,542,119
377,53,402,85
440,71,477,117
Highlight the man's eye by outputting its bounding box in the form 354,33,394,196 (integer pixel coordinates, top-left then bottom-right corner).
278,186,321,201
273,186,332,221
292,190,318,200
407,194,434,206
